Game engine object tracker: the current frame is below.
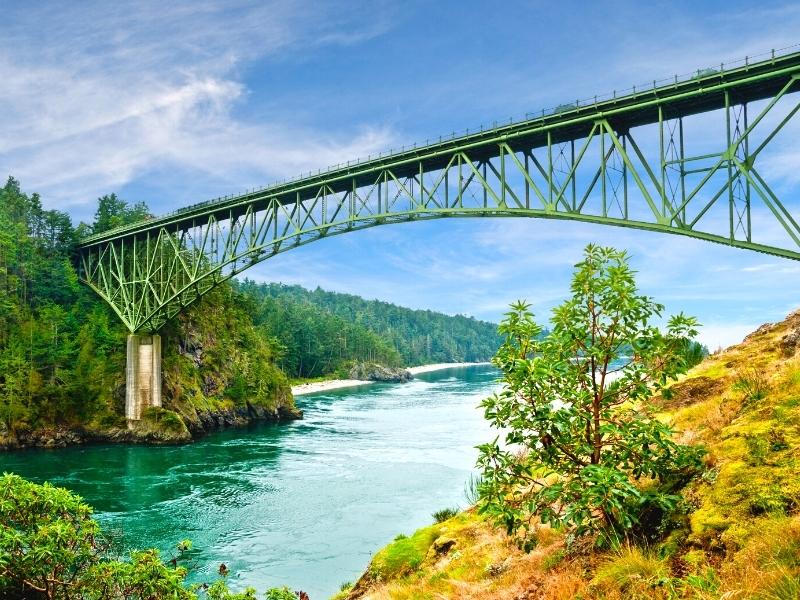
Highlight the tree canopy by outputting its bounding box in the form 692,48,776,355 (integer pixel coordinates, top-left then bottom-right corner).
91,194,150,234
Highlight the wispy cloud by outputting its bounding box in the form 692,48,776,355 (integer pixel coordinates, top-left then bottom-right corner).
0,1,397,210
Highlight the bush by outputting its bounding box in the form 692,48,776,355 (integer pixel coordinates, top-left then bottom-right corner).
432,507,459,523
264,587,298,600
733,367,769,403
370,525,440,579
0,473,195,599
0,473,274,599
142,406,188,434
0,472,105,598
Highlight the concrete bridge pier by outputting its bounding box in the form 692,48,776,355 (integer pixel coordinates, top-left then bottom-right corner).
126,334,162,424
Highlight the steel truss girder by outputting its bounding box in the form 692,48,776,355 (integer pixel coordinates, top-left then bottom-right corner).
78,55,800,333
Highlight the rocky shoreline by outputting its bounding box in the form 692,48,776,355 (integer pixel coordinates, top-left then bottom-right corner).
292,361,491,396
2,363,491,450
348,362,414,382
0,402,302,451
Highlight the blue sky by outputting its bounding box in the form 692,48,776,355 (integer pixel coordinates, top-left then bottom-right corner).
3,0,800,348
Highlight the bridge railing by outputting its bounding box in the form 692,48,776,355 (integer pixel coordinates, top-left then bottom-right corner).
80,44,800,245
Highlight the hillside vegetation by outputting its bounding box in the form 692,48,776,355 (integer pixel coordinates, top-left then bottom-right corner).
0,178,297,449
340,310,800,599
235,281,501,377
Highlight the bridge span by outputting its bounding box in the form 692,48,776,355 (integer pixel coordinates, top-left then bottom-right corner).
77,48,800,422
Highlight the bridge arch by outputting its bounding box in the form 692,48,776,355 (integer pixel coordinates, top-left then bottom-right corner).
76,48,800,421
78,49,800,334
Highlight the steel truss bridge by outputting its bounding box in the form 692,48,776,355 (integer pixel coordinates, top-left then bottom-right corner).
79,49,800,334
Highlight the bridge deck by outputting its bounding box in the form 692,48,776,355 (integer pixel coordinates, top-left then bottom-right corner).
79,48,800,248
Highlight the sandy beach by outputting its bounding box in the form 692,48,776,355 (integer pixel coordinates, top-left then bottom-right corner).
291,362,491,396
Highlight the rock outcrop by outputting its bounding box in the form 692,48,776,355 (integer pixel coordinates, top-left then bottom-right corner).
0,400,302,451
348,362,413,383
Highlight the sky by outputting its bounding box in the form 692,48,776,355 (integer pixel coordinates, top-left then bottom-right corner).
2,0,800,349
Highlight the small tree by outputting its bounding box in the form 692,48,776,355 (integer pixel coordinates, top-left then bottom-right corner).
477,245,704,541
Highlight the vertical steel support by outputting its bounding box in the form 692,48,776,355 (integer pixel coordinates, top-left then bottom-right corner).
524,150,530,209
744,103,752,241
600,127,607,217
679,116,686,224
377,172,383,214
622,135,628,219
482,162,488,208
419,162,425,209
500,145,506,207
571,139,576,211
347,181,353,225
725,90,735,241
547,131,553,205
457,153,463,208
659,106,666,215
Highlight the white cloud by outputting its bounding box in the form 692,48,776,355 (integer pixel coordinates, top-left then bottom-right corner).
0,1,397,209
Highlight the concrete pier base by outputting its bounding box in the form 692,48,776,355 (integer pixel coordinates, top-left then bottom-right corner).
126,334,162,422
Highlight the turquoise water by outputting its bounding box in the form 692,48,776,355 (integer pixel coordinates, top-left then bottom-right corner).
0,364,500,598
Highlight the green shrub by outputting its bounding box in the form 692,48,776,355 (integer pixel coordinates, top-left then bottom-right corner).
683,567,720,594
143,406,188,434
0,473,194,599
745,434,770,466
371,525,440,579
432,507,459,523
264,587,297,600
769,427,790,452
0,473,275,599
733,367,769,404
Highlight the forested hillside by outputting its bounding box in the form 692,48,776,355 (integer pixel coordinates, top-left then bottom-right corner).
0,178,296,448
235,280,501,377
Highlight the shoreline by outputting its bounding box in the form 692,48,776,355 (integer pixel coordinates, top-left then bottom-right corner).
406,361,490,375
291,361,491,396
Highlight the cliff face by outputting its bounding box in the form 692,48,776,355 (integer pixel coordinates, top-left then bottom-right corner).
156,285,301,439
339,310,800,600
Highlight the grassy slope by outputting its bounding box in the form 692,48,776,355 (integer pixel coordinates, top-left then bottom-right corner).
339,311,800,599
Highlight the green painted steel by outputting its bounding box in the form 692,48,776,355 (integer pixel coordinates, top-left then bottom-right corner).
78,48,800,333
